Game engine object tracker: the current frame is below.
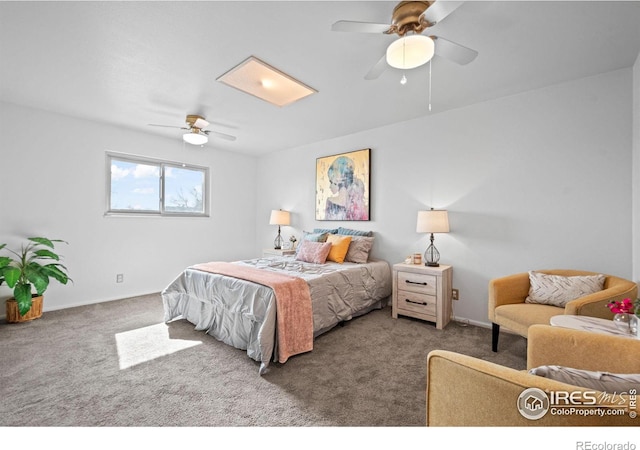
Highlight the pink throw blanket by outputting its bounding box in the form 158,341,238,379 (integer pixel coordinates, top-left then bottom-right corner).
191,261,313,363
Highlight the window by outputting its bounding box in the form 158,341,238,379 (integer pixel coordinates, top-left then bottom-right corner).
106,152,209,216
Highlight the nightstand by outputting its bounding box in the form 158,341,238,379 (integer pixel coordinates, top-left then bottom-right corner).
262,248,296,257
392,263,453,329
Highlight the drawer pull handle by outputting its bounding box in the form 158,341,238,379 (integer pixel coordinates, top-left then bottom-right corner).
406,280,428,286
406,299,428,306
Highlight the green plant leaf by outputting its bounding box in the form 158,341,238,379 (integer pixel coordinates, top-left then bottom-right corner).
26,264,49,295
0,243,6,251
33,249,60,261
41,264,69,284
0,256,11,269
14,282,33,316
29,237,67,248
28,237,54,248
2,266,21,288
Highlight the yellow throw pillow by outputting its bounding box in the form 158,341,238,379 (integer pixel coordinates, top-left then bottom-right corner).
326,234,352,263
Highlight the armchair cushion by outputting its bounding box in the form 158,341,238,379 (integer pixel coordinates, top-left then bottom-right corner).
525,271,605,307
491,302,560,337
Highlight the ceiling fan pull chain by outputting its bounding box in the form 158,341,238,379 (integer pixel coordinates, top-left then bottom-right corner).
428,59,432,111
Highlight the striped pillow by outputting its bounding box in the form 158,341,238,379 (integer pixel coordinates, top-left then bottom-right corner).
525,271,605,307
313,228,338,235
337,227,373,237
530,365,640,394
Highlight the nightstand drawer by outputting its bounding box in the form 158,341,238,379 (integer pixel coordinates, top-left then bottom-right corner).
397,271,437,296
392,263,452,329
397,290,437,316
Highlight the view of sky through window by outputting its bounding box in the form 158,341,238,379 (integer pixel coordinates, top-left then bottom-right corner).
164,165,205,213
109,157,206,215
110,159,160,211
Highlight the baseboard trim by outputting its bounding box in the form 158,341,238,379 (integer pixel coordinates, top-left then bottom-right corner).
1,292,160,321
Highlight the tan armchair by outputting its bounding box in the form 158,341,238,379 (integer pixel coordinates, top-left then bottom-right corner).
426,324,640,426
488,269,637,352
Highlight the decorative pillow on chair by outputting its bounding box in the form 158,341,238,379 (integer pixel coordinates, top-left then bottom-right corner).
295,241,332,264
529,365,640,394
325,234,352,263
524,271,605,307
344,236,374,264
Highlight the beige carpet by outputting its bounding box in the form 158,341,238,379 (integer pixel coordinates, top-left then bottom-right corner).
0,293,526,427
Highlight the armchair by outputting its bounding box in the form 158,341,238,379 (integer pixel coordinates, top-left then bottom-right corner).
426,325,640,426
488,269,637,352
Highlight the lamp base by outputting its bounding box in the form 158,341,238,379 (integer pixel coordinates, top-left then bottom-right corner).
424,239,441,268
274,227,284,250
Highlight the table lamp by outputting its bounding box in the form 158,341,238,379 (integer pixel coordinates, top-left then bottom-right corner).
416,208,450,267
269,209,290,249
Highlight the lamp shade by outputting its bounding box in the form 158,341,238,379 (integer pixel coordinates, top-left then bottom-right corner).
183,131,208,146
386,34,435,70
269,209,290,226
416,209,450,233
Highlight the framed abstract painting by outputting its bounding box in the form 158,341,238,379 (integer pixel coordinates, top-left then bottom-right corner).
315,148,370,221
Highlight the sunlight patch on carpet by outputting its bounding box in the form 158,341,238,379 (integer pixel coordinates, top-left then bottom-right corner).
115,323,202,369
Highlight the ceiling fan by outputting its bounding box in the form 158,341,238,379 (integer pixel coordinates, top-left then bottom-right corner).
331,1,478,80
148,114,237,145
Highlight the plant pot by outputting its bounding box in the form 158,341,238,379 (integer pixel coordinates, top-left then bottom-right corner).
6,295,43,323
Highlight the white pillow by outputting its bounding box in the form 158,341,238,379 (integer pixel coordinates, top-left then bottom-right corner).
524,271,605,307
529,365,640,394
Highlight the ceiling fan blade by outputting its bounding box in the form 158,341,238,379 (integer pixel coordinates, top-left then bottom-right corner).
433,36,478,65
422,1,464,25
148,124,189,130
204,130,237,142
364,54,388,80
331,20,390,34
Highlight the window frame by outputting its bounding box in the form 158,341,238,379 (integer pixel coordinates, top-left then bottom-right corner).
105,151,210,217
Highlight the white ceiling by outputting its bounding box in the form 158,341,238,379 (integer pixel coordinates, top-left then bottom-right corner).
2,1,640,156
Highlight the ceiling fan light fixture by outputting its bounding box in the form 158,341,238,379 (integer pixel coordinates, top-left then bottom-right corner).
386,34,434,70
183,131,208,146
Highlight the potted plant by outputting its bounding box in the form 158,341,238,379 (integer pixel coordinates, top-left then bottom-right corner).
0,237,70,323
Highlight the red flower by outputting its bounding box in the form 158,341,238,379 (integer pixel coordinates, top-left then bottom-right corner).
607,298,634,314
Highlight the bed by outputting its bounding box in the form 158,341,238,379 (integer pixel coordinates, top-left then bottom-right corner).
162,254,392,374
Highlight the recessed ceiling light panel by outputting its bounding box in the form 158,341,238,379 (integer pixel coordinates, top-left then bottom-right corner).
217,56,317,107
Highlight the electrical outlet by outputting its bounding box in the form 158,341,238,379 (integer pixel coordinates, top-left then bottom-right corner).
452,288,459,300
116,274,124,283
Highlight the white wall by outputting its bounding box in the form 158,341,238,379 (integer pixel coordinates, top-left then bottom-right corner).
256,69,635,327
633,53,640,286
2,67,634,326
0,101,257,314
